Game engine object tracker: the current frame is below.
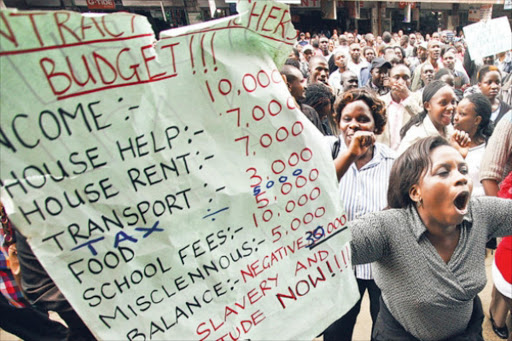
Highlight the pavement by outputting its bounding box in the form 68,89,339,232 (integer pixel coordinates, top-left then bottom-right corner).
1,250,510,341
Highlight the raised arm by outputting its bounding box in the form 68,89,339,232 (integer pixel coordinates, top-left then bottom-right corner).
349,211,390,265
450,129,471,159
333,131,375,180
473,196,512,238
482,180,500,197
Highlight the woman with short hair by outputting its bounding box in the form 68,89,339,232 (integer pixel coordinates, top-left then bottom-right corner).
323,89,393,340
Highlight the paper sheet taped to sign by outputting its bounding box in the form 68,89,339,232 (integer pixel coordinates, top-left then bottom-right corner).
0,1,359,339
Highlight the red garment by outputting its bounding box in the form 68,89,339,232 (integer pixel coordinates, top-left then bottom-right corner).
495,172,512,285
497,171,512,199
495,236,512,284
0,202,27,307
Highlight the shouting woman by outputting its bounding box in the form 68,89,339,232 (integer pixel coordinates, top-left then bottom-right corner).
348,136,512,340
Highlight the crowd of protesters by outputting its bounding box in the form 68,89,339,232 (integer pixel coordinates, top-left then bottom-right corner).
1,21,512,341
283,28,512,340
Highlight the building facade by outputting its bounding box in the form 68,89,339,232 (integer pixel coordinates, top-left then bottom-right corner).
2,0,511,37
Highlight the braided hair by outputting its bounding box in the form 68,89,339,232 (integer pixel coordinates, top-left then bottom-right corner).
304,83,335,118
400,80,449,139
465,93,494,143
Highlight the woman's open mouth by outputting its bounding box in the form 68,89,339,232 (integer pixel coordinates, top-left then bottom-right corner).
454,191,470,214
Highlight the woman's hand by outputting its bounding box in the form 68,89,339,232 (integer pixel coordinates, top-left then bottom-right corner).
334,131,376,181
450,129,471,158
348,131,376,158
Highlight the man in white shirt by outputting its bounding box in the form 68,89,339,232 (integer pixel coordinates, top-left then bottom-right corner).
308,56,329,85
318,36,330,58
347,43,369,86
340,71,359,92
378,64,421,150
328,50,348,92
411,40,441,91
413,62,435,105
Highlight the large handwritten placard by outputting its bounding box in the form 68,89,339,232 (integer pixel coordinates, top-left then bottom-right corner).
0,1,359,339
463,16,512,61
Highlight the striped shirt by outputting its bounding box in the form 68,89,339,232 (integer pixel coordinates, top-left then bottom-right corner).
334,139,396,279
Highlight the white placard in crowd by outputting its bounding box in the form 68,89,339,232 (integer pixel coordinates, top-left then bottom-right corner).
463,16,512,60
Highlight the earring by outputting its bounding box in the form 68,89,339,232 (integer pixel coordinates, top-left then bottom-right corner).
416,198,423,208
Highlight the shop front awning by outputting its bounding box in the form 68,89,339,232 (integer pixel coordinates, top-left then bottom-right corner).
244,0,507,6
380,0,504,4
120,0,185,6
